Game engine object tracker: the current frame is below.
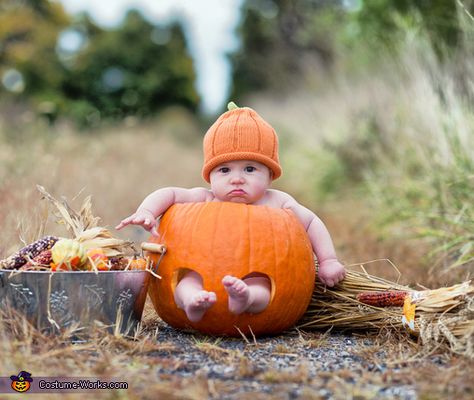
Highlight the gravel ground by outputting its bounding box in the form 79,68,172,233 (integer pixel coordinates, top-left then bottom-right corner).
146,319,426,400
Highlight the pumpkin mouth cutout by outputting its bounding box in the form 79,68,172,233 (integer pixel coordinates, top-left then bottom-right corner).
241,272,276,305
171,268,194,295
171,269,275,307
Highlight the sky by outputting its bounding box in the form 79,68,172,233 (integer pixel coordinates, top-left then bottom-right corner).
58,0,243,114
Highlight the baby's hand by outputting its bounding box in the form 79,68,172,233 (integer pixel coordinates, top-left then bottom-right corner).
318,259,346,287
115,209,159,236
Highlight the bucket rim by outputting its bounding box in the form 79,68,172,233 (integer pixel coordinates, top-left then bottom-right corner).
0,269,149,275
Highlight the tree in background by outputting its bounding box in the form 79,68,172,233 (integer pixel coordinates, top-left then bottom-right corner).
60,10,199,126
352,0,463,51
0,0,69,99
229,0,342,101
229,0,469,102
0,1,199,126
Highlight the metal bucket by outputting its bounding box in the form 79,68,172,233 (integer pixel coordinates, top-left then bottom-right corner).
0,269,150,337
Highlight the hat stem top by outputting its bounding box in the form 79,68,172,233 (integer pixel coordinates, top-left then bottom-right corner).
227,101,239,111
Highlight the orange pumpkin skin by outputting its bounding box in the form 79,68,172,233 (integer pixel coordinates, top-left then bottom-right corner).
147,202,315,337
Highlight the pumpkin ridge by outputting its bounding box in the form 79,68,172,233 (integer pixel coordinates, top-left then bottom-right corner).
215,202,225,283
258,205,276,313
247,204,251,279
159,204,173,246
285,211,297,322
207,201,221,289
185,203,197,268
272,209,285,322
268,206,278,290
189,202,207,274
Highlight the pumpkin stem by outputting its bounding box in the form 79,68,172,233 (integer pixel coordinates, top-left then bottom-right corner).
227,101,239,111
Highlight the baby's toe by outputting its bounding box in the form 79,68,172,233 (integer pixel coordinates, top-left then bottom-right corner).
208,292,217,302
195,292,205,303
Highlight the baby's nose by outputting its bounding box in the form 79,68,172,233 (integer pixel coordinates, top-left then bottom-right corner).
230,174,245,184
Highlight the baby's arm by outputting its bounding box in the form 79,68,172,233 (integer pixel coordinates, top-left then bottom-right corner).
278,192,346,287
116,187,212,235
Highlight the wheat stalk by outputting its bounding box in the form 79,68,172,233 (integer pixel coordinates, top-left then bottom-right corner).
300,266,474,358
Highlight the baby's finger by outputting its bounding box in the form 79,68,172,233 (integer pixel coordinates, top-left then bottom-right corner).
150,226,159,237
115,220,130,230
132,216,146,225
146,219,158,230
320,277,330,287
120,214,137,225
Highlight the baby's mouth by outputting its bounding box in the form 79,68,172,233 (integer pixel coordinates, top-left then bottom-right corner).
229,189,246,195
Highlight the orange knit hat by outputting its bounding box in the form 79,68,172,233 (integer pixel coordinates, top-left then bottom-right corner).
202,102,282,183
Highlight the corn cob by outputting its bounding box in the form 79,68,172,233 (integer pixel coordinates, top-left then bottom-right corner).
356,290,409,307
22,249,53,269
0,236,60,270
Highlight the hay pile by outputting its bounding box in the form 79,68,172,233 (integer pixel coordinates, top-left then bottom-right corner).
300,265,474,358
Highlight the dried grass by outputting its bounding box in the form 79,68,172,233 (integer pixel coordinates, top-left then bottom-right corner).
300,262,474,359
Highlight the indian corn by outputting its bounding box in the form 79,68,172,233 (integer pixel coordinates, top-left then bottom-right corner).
356,290,409,307
0,236,59,270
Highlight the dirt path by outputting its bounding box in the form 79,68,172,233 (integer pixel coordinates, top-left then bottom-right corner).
135,307,472,400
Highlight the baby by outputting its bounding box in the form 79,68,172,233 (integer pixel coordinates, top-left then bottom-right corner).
116,103,346,323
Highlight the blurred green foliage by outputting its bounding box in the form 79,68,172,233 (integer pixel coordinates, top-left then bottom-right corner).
229,0,470,102
230,0,343,100
0,0,199,126
0,0,69,94
352,0,462,50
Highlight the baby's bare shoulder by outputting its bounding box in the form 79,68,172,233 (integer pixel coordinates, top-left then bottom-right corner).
177,187,214,202
260,189,294,207
265,190,315,226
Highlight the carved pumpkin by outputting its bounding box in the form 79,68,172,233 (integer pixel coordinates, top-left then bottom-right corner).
147,202,315,337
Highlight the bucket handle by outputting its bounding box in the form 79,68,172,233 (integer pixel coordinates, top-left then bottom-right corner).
141,242,167,274
141,243,166,254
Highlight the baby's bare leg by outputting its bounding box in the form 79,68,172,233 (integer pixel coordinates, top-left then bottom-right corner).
174,270,216,322
222,274,271,314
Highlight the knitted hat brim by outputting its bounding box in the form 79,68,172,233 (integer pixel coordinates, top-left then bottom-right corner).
202,152,282,183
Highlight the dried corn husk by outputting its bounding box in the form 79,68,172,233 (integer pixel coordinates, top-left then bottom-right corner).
36,185,135,258
300,266,474,358
36,185,100,237
76,226,133,258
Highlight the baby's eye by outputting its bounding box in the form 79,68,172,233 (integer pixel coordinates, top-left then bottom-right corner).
218,167,230,173
244,166,256,173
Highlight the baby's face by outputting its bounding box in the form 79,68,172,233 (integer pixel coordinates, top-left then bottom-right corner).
209,160,272,204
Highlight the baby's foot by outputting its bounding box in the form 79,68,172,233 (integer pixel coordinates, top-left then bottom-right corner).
222,275,251,314
184,291,216,322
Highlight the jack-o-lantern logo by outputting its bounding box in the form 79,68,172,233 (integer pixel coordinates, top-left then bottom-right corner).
10,371,33,392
